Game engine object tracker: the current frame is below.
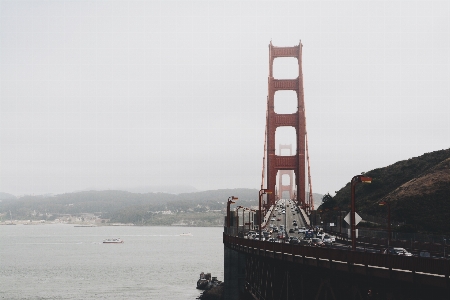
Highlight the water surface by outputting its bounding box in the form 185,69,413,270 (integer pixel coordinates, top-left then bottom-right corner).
0,224,224,299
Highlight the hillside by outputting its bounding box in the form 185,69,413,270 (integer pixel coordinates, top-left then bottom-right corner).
318,148,450,234
0,188,261,226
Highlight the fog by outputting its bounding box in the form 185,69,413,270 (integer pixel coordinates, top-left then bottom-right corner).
1,0,449,196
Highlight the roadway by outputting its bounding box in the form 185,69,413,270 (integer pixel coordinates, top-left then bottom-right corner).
265,199,307,241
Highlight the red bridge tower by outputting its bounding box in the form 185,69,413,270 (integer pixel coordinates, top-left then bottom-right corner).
266,41,307,209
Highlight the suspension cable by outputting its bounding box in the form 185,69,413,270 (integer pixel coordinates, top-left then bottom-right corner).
261,98,269,190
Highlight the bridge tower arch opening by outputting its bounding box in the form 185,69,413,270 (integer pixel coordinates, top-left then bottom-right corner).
277,144,295,201
266,41,307,209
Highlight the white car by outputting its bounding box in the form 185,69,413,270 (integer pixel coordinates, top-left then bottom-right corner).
322,235,333,245
271,217,275,221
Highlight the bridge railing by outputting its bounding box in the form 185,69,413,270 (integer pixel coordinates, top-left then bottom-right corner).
329,232,449,258
223,233,450,277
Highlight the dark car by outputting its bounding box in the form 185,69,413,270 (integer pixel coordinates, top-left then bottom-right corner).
289,228,295,233
311,238,324,247
289,237,299,244
300,238,311,246
382,247,412,256
304,231,314,239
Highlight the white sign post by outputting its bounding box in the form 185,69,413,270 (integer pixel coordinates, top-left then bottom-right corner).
347,229,358,238
344,212,362,238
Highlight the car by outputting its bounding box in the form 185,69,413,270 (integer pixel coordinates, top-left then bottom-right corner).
277,218,281,221
271,218,275,221
300,238,311,246
254,234,264,241
304,231,314,239
322,235,333,245
289,228,295,233
316,232,325,239
382,247,412,256
267,238,278,243
289,237,299,244
277,232,286,239
298,227,307,233
311,238,325,247
273,226,278,232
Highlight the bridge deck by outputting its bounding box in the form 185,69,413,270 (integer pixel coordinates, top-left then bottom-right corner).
224,234,450,289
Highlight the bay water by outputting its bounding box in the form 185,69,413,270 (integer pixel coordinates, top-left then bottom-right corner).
0,224,224,299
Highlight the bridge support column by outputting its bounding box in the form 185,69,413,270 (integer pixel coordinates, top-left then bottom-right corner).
224,244,246,300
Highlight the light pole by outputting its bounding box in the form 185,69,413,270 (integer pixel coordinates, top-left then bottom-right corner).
259,189,272,241
334,207,342,235
350,175,372,251
379,201,391,249
443,238,447,259
236,206,244,236
227,196,238,229
248,209,255,232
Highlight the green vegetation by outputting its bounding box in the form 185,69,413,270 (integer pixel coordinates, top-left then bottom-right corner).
318,148,450,234
0,188,259,226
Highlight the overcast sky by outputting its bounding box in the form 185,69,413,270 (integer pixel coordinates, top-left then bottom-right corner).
1,0,449,197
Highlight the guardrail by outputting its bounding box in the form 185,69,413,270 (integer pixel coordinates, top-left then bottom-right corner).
224,233,450,278
329,231,449,258
298,207,310,226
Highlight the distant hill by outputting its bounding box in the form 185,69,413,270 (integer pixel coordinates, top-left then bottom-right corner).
310,193,323,210
0,192,16,200
318,148,450,234
0,188,261,224
120,185,199,194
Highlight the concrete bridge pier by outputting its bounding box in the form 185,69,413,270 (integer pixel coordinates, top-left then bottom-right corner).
224,244,246,300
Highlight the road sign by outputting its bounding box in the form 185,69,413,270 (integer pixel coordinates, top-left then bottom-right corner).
344,212,362,225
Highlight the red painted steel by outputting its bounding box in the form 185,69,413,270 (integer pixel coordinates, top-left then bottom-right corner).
266,42,307,208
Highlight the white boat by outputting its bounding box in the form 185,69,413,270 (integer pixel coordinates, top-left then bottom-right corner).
103,238,124,244
180,232,192,236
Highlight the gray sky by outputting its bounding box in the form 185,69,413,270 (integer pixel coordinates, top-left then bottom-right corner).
1,0,449,197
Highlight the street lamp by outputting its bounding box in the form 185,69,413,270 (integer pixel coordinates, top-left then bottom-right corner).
250,209,256,231
379,201,391,250
235,206,244,235
227,196,238,229
259,189,272,241
350,175,372,251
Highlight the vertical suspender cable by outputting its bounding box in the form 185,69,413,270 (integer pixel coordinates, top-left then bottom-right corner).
261,98,269,190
